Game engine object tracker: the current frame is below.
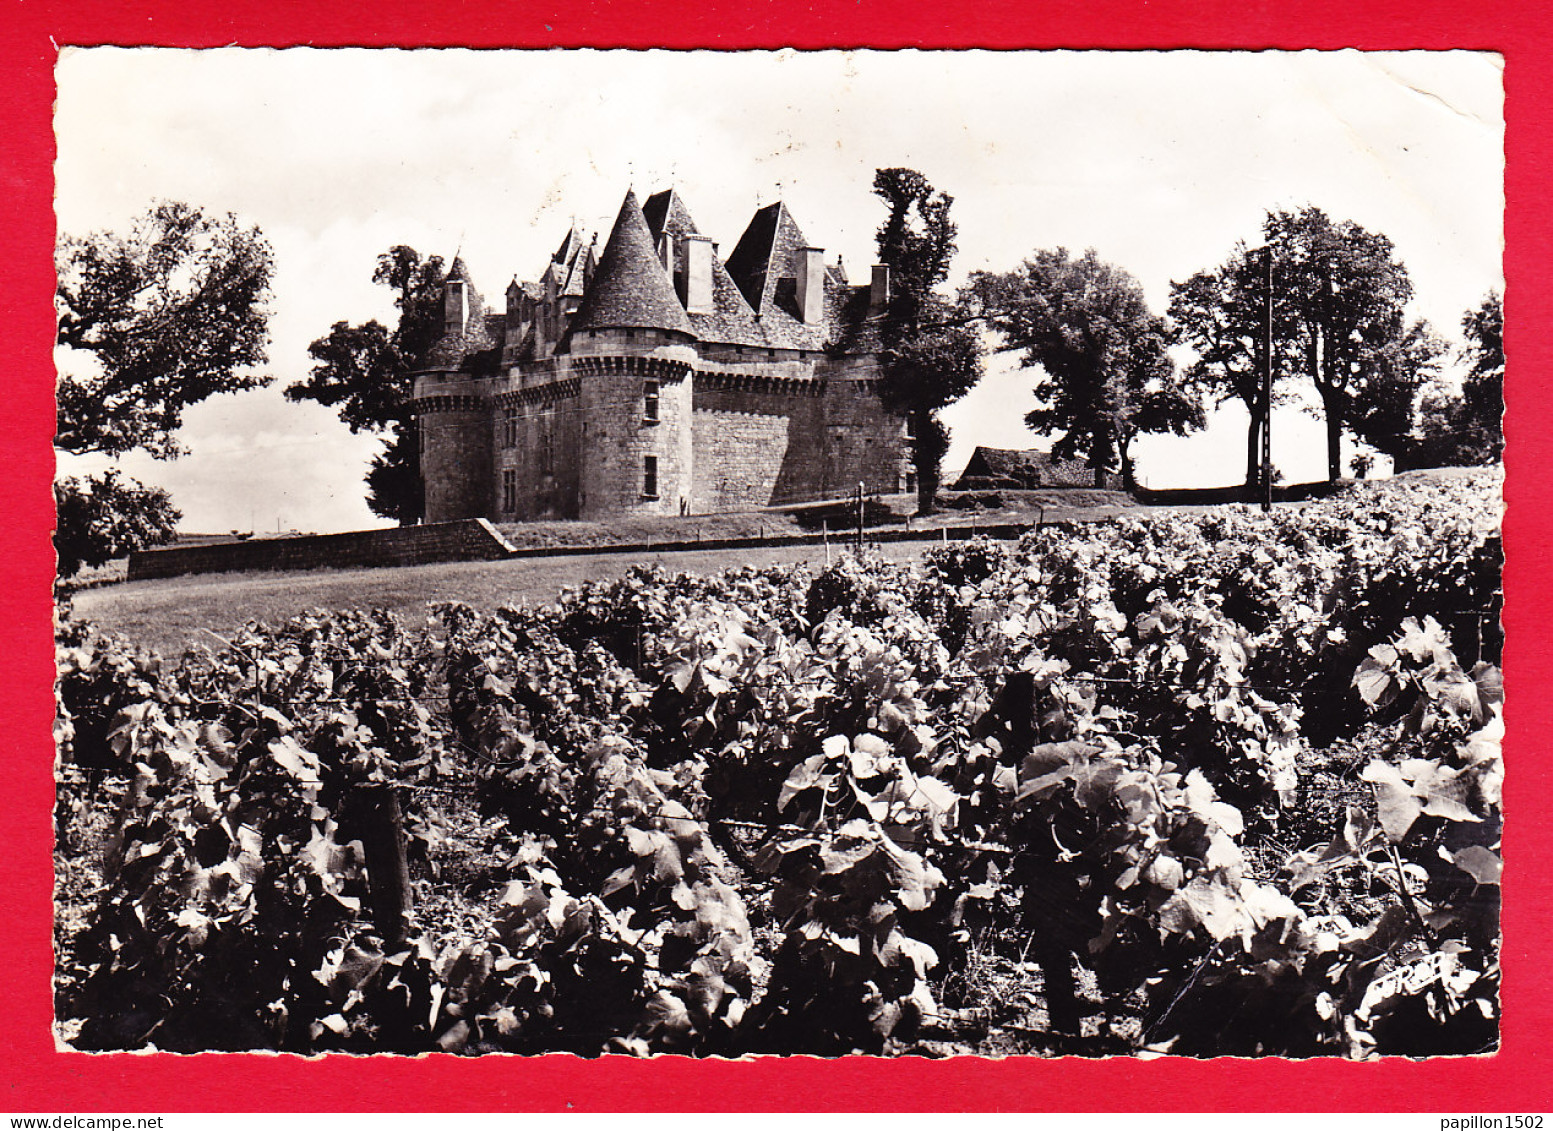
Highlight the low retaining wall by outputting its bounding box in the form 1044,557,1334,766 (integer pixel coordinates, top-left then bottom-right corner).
126,519,518,581
1133,480,1343,506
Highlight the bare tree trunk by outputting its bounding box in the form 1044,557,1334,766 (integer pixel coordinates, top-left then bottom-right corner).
916,465,939,516
911,408,948,516
1322,390,1343,482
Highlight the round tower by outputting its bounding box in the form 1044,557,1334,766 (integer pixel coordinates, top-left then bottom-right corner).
565,190,699,519
412,258,495,523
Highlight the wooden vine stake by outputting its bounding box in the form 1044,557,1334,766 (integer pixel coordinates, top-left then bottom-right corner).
358,783,412,948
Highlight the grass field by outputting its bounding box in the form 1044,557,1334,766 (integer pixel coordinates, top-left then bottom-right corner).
492,488,1139,549
68,539,937,655
68,488,1153,654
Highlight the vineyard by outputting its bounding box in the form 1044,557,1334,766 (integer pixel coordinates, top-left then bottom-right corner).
52,470,1504,1058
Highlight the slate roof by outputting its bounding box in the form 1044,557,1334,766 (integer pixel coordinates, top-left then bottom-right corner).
954,447,1095,489
637,189,842,352
561,257,590,298
824,282,885,355
725,202,787,314
416,187,884,370
569,190,695,336
423,257,497,369
642,189,697,242
552,226,593,298
554,227,583,265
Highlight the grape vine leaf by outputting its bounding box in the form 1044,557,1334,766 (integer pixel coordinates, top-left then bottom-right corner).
1450,845,1502,886
1361,760,1423,842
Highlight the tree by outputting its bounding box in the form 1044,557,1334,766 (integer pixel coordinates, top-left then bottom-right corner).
870,168,984,515
1403,291,1502,469
970,249,1203,489
1264,207,1440,481
1458,290,1505,460
1348,317,1444,463
54,201,273,574
54,472,180,580
56,201,274,460
287,246,444,524
1168,246,1301,491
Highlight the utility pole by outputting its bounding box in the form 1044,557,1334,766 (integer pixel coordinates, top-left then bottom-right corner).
1262,245,1274,513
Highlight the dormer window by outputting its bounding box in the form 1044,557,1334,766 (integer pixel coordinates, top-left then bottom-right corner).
643,380,660,423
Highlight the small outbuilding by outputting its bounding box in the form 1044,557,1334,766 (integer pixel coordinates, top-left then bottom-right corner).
953,446,1094,490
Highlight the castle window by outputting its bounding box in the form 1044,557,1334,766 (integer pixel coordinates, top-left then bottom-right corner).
643,380,660,423
502,468,517,513
643,454,659,499
539,417,554,475
503,408,519,449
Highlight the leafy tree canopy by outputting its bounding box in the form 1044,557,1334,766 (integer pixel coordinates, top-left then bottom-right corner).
970,248,1203,489
1401,291,1502,469
1168,246,1302,489
870,168,983,514
287,246,445,524
1263,206,1440,479
287,246,445,433
1461,290,1504,432
56,201,274,459
55,471,180,579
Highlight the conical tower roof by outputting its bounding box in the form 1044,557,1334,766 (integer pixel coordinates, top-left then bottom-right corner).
570,190,694,336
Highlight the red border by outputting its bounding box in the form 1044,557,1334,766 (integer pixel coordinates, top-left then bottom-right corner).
3,0,1546,1112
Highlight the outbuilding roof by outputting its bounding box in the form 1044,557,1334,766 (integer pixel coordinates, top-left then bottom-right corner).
954,446,1095,489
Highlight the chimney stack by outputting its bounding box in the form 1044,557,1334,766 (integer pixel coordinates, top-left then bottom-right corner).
796,247,825,324
678,234,714,315
870,264,891,311
444,279,467,334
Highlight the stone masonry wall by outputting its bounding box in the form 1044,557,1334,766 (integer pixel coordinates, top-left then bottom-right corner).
419,381,494,523
127,519,517,581
691,375,825,509
494,380,583,521
690,360,905,511
818,364,912,497
420,342,906,522
571,335,697,518
690,403,792,511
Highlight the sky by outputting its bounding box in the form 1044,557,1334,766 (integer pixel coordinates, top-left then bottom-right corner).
53,48,1504,534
